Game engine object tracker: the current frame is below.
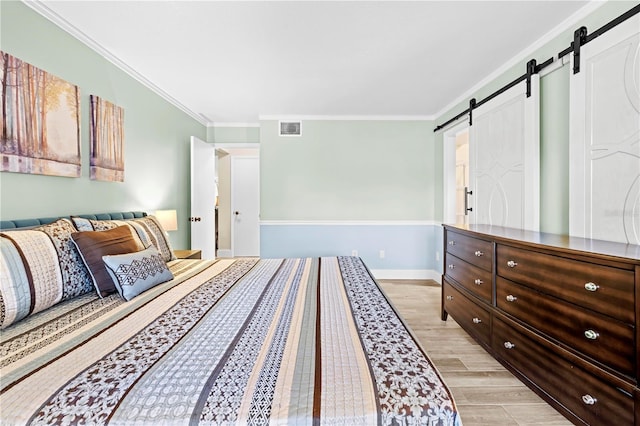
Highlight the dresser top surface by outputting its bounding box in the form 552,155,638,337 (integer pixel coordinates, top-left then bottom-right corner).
444,224,640,262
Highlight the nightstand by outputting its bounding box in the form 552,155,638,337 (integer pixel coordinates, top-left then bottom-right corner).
174,249,202,260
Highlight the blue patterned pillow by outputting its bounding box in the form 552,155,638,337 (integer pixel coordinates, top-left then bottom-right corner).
102,246,174,301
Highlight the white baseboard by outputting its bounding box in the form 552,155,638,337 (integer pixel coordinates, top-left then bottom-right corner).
370,269,441,281
217,249,233,258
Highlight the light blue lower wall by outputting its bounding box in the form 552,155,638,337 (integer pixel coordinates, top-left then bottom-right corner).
261,222,444,278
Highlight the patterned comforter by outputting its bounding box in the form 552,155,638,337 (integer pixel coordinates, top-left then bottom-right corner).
1,256,461,425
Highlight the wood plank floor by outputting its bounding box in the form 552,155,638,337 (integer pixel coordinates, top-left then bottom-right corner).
378,279,572,426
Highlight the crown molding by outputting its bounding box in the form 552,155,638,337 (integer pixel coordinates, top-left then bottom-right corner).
434,0,607,120
23,0,208,126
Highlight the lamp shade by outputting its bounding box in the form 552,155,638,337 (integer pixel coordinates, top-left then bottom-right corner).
155,209,178,231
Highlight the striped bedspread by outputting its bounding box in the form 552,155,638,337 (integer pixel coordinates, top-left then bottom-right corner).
1,256,461,425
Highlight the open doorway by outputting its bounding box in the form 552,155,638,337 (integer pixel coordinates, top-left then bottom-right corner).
443,122,470,225
214,145,260,257
454,130,469,225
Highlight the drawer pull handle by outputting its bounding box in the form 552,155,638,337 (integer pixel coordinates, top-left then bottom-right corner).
584,282,600,292
581,394,597,405
503,342,515,349
448,264,455,269
472,317,482,324
474,250,484,257
474,279,483,285
507,260,518,268
446,295,453,301
506,294,518,302
448,240,456,246
584,329,599,340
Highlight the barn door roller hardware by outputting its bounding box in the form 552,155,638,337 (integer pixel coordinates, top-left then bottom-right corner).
557,4,640,74
435,3,640,133
525,59,537,97
434,57,550,132
468,98,476,126
571,27,588,74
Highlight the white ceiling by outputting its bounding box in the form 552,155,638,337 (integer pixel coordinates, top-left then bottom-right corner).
30,0,596,125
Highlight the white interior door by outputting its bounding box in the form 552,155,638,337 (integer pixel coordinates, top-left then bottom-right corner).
569,15,640,244
231,156,260,256
190,136,216,259
469,76,540,231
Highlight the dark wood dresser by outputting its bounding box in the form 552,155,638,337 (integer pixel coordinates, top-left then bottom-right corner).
441,224,640,425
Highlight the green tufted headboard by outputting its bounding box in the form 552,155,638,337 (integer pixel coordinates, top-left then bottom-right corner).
0,211,147,230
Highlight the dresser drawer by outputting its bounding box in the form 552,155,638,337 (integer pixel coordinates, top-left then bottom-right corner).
443,279,491,347
444,253,492,303
445,230,493,271
497,244,635,324
493,316,635,426
497,277,635,378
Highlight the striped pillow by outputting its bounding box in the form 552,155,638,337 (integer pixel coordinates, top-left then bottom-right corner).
0,230,63,328
0,218,94,329
0,230,62,328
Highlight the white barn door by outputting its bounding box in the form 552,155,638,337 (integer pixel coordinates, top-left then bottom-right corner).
469,76,540,231
569,15,640,245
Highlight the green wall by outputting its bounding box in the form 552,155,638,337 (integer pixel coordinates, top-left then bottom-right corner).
0,1,206,249
433,0,637,234
260,119,435,221
207,125,260,143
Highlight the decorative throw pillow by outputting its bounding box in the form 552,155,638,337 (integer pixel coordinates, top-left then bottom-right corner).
71,215,176,262
35,218,94,300
127,216,176,262
102,246,174,301
71,226,144,297
70,217,95,232
71,217,121,232
0,230,63,328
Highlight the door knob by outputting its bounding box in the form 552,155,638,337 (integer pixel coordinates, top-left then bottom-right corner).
234,211,240,215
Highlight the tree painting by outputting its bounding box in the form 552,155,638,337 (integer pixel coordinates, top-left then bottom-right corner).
1,51,81,177
90,95,124,182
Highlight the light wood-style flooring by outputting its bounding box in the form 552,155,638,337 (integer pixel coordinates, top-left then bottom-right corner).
379,279,572,426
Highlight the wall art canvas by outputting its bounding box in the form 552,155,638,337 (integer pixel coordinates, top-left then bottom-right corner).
0,51,81,177
90,95,124,182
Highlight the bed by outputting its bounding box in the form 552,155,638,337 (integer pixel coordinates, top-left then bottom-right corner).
0,212,461,425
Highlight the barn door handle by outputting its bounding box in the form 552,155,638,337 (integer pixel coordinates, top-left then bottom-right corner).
464,187,473,214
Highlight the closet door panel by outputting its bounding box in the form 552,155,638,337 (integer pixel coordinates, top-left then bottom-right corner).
570,15,640,244
469,76,540,231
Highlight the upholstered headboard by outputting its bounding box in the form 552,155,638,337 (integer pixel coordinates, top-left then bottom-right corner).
0,211,147,230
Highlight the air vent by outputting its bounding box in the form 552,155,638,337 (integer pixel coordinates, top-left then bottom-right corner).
279,121,302,136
